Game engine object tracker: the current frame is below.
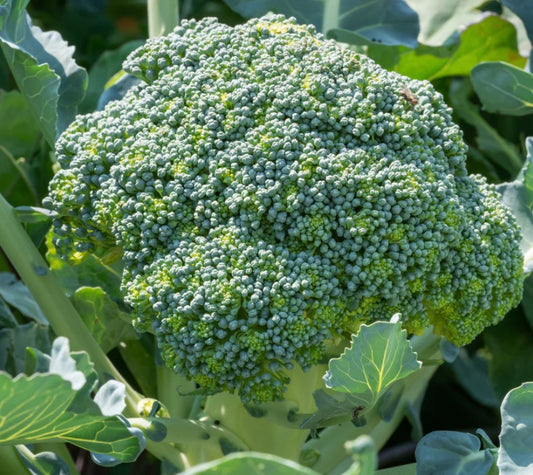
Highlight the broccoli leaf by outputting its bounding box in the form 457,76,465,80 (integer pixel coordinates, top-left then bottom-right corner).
497,136,533,259
450,79,523,176
303,322,421,429
325,322,421,403
222,0,419,47
415,430,497,475
70,287,136,353
80,40,144,114
0,322,50,374
501,0,533,70
0,337,143,464
471,62,533,116
498,382,533,473
404,0,487,47
0,0,87,146
0,272,47,325
369,16,526,81
449,349,499,408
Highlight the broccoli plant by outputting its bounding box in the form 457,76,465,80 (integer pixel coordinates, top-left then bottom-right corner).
0,2,532,475
44,15,523,402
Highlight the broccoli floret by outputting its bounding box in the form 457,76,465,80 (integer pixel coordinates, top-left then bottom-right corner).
44,14,524,402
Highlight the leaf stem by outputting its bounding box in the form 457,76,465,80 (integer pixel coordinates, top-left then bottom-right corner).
322,0,340,34
148,0,180,38
156,364,196,418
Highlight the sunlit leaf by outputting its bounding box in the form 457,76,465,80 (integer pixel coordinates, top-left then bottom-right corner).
501,0,533,53
303,322,421,429
0,0,87,146
371,16,526,81
94,380,126,417
324,322,421,406
0,337,143,463
404,0,486,46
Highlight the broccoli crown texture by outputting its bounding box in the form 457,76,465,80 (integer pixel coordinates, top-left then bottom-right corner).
44,15,524,402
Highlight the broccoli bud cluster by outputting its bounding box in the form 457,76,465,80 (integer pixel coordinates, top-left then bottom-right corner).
44,15,524,402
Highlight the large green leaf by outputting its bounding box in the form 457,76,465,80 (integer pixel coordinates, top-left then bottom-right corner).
0,90,41,159
182,451,320,474
450,79,523,177
370,15,526,81
0,337,143,463
415,430,497,475
498,382,533,474
0,372,140,459
0,0,87,146
404,0,486,46
497,137,533,257
471,62,533,116
325,322,421,405
222,0,419,47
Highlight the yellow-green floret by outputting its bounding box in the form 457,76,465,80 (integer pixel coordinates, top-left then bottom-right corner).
44,15,524,402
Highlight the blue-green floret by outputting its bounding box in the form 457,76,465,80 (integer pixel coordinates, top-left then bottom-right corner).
44,15,524,402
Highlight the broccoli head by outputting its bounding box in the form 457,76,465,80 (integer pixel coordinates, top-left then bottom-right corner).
44,15,524,402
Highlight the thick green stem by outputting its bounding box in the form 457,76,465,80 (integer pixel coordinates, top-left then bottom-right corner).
0,446,28,475
322,0,340,34
130,416,249,468
0,194,141,413
194,364,326,464
156,365,196,418
148,0,180,38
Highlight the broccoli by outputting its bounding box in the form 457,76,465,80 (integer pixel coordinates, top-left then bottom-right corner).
43,14,524,403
